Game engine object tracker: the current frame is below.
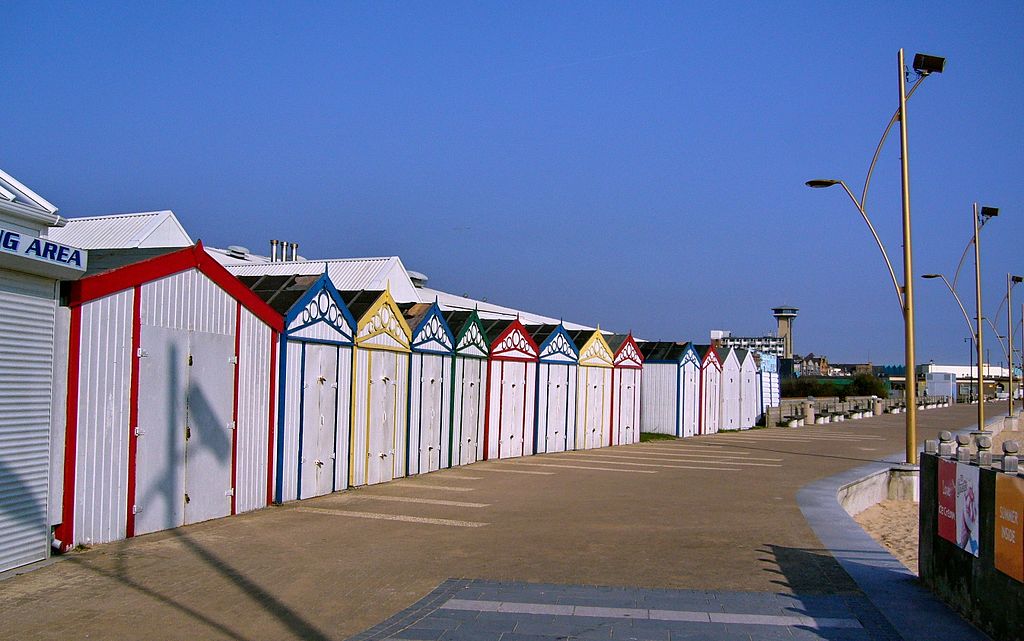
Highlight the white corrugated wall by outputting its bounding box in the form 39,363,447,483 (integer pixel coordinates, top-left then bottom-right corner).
141,270,234,333
278,340,303,501
640,363,677,435
72,289,134,546
235,307,271,513
739,360,758,429
0,271,58,572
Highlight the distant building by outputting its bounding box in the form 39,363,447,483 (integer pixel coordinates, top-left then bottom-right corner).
711,329,785,358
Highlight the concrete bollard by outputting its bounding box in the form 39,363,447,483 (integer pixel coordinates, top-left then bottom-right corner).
976,435,993,467
956,434,972,463
925,439,939,454
1003,441,1020,474
803,402,815,426
874,399,883,416
938,431,956,457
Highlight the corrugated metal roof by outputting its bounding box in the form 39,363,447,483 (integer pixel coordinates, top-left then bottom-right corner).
45,211,192,249
0,168,58,215
225,255,420,303
416,286,594,331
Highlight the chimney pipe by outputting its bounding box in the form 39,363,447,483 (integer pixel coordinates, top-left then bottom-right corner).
291,242,299,261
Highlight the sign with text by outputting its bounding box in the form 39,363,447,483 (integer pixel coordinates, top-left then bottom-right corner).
995,474,1024,582
937,458,957,544
0,226,86,272
956,463,980,557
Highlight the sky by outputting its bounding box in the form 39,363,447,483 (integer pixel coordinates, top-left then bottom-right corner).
4,2,1023,365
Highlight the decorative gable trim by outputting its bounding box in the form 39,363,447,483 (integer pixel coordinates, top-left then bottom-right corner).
411,303,454,355
612,334,643,369
284,273,356,345
490,319,538,362
578,331,614,368
355,289,411,352
455,312,489,359
539,326,579,364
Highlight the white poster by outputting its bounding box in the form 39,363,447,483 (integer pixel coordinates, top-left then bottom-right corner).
955,463,980,557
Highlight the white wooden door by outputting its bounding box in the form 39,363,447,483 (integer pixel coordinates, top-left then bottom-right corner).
545,365,569,452
582,369,604,449
457,358,483,466
367,352,397,485
681,364,698,437
134,326,188,535
418,355,444,473
617,370,638,445
499,362,525,459
183,331,235,526
300,344,338,499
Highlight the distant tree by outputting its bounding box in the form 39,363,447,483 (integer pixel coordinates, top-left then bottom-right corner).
847,373,889,399
781,378,842,399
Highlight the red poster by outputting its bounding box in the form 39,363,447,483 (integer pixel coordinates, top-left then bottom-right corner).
937,458,957,544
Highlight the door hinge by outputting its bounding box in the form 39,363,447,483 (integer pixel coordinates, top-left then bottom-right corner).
185,425,191,440
225,488,235,497
132,504,142,514
229,355,238,365
227,422,235,430
187,354,193,366
134,427,144,437
137,348,149,358
184,493,190,504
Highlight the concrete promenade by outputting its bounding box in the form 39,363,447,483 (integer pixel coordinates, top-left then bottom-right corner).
0,404,1000,640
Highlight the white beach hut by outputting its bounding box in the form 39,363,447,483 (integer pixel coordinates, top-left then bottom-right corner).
532,324,580,453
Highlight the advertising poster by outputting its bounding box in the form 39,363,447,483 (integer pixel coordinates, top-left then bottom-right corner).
937,458,957,544
955,463,980,557
995,474,1024,582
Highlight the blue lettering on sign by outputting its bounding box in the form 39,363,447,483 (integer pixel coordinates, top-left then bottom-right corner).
1,226,85,270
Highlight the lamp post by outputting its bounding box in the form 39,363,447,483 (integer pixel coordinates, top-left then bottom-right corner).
965,337,974,402
1002,274,1022,416
806,49,944,465
973,205,1000,433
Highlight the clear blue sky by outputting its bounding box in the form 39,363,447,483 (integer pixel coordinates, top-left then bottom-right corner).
5,2,1023,365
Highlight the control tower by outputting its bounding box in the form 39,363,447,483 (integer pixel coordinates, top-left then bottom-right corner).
772,306,799,359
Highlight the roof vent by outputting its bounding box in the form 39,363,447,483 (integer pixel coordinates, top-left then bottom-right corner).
408,270,429,288
226,245,250,259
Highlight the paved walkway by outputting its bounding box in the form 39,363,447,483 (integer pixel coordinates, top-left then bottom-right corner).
0,404,1002,640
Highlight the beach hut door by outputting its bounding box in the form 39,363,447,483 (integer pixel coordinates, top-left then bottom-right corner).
419,355,444,473
368,353,398,484
300,344,339,499
500,363,524,458
546,365,569,453
619,371,637,445
182,331,235,525
459,359,482,466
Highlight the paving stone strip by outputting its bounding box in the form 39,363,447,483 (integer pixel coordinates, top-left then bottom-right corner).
346,579,901,641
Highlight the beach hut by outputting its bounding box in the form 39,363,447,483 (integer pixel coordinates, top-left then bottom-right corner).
443,310,489,466
639,341,700,438
532,324,580,453
571,329,615,450
404,302,455,476
719,347,741,431
237,273,356,503
607,333,644,445
0,169,87,572
756,352,780,423
738,349,758,429
341,289,412,486
694,344,722,435
54,244,281,550
483,319,539,460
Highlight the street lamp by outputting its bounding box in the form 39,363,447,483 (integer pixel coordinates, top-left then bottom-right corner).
973,205,1000,433
806,49,944,466
1008,274,1023,416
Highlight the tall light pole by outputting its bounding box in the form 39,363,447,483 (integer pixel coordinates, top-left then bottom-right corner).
1010,275,1023,417
974,204,1000,433
807,50,944,465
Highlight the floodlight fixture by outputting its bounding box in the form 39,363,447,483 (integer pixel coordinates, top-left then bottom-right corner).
913,53,946,76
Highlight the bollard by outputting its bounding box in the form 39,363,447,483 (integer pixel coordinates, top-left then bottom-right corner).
925,439,939,454
956,434,973,463
803,401,815,426
938,431,955,456
874,398,883,416
1003,441,1020,474
976,434,993,467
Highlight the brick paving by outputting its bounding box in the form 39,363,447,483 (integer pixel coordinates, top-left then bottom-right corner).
0,403,998,640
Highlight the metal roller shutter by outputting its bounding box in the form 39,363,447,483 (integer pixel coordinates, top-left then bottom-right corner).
0,269,57,572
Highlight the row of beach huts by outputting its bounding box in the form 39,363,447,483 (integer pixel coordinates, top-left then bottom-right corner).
0,173,779,573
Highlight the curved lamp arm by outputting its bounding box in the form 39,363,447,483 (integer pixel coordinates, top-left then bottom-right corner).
925,274,975,341
860,74,926,212
835,180,904,311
